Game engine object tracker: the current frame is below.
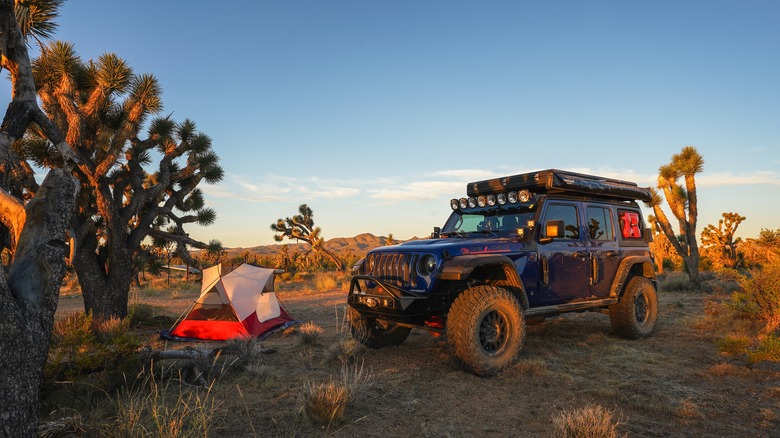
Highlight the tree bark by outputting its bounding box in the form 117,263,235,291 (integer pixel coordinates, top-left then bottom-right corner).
0,169,78,437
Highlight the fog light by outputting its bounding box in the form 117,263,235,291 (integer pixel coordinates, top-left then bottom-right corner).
450,199,460,210
487,194,496,206
477,196,486,207
468,197,477,208
497,193,507,205
508,191,518,203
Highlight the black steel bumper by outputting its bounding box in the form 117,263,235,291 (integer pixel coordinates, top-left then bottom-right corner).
347,274,431,322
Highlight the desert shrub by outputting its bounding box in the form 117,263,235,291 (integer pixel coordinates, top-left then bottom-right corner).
747,334,780,364
302,380,349,425
47,312,141,380
551,404,623,438
109,371,221,437
716,335,751,357
313,272,338,291
325,337,361,364
731,262,780,333
297,321,324,345
301,360,376,427
659,272,691,292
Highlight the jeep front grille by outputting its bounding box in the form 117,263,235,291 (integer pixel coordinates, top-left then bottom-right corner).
365,252,419,288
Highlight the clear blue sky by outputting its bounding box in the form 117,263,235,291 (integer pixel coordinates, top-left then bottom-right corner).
3,1,779,248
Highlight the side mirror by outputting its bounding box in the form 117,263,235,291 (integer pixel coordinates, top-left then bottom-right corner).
431,226,441,239
644,227,654,243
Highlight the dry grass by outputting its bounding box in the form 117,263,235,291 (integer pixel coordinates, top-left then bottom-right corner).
297,321,325,345
551,404,623,438
300,360,376,427
109,371,221,437
48,271,780,437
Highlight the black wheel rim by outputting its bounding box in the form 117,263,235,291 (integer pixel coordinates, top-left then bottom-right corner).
635,292,649,324
479,310,508,354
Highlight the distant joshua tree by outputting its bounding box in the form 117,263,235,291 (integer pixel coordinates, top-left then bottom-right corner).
701,212,746,269
271,204,346,271
645,146,704,289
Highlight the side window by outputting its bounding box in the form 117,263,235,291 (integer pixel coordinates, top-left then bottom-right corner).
586,207,614,241
543,204,580,240
618,210,643,240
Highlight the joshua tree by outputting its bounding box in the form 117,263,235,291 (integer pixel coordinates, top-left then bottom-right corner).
701,212,746,269
23,42,223,318
271,204,346,271
645,146,704,289
0,0,80,435
647,214,682,273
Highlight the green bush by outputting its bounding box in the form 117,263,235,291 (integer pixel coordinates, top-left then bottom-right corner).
659,272,691,291
47,312,141,380
747,334,780,364
731,262,780,333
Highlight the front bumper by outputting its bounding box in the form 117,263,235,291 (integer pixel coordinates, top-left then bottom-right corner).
348,274,431,323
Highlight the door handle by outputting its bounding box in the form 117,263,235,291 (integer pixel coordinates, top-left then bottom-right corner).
572,251,586,259
606,251,619,257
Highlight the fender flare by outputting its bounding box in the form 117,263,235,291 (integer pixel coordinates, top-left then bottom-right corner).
437,255,529,309
609,255,656,298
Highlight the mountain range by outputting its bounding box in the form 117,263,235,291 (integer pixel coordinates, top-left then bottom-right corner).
224,233,407,258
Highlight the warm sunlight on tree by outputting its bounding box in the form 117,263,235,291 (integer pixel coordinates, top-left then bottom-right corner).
0,1,77,435
701,212,746,269
647,214,682,273
645,146,704,289
22,43,224,318
271,204,346,271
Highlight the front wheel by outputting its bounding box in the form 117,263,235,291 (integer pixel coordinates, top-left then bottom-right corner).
609,276,658,339
446,286,526,376
348,307,411,349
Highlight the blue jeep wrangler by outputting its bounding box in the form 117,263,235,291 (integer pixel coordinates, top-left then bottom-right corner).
347,169,658,376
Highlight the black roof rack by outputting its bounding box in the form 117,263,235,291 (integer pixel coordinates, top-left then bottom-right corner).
466,169,652,202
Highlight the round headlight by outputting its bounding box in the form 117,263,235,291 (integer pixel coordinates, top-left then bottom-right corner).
497,193,507,205
418,254,437,276
468,197,477,208
508,191,518,203
477,196,486,207
518,190,531,203
450,199,460,210
487,194,496,206
459,198,468,209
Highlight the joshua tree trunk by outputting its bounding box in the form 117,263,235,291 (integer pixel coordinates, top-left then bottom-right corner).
72,231,135,318
0,170,78,437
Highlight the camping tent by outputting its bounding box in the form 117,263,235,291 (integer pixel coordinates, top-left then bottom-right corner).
163,263,296,341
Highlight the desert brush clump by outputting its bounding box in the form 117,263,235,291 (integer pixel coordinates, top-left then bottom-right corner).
109,370,221,437
731,262,780,334
702,262,780,364
47,312,141,380
297,321,325,345
301,360,376,427
313,271,339,291
551,404,623,438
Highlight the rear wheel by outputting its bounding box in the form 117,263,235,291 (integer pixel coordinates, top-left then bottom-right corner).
609,276,658,338
348,307,411,348
446,286,526,376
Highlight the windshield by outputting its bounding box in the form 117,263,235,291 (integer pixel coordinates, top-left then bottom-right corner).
441,208,537,237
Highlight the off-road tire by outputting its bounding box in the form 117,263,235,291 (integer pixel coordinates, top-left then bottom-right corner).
609,276,658,339
348,307,411,349
446,286,526,376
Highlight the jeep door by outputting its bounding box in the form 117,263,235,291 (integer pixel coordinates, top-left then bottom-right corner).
536,202,590,303
585,205,620,298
